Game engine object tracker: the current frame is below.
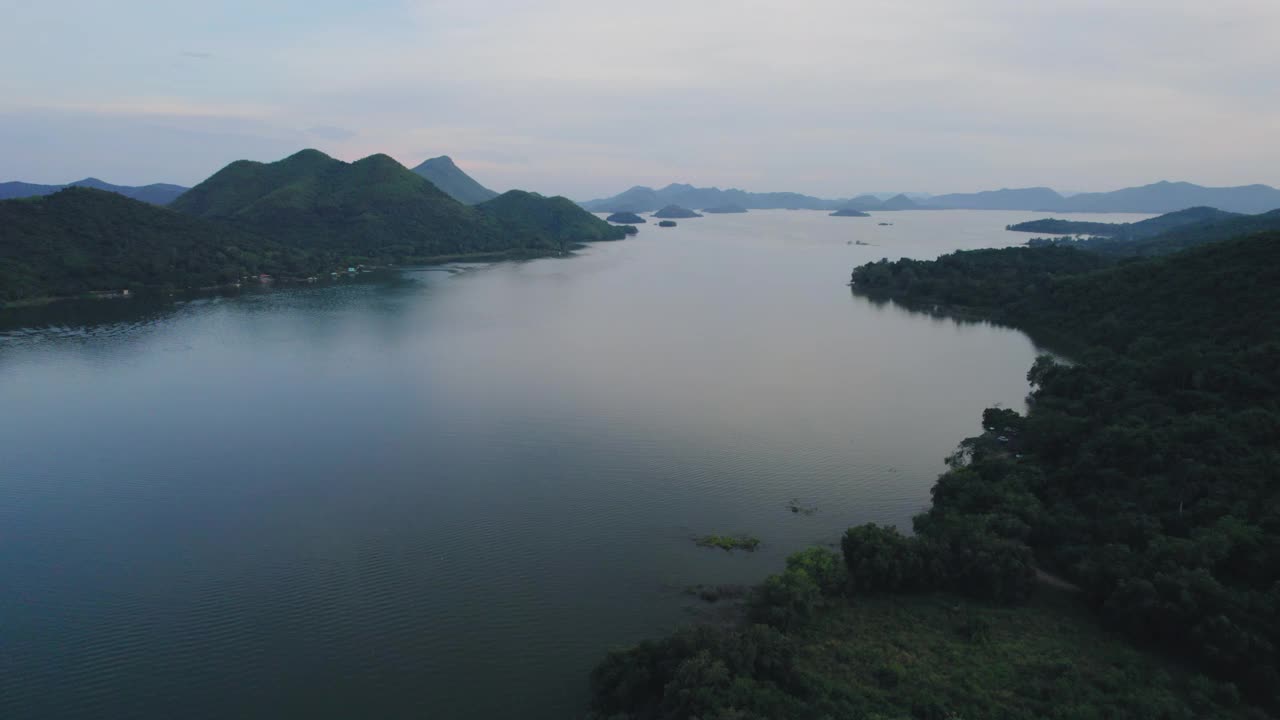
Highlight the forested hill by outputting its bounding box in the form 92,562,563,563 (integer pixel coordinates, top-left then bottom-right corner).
411,155,500,204
0,188,294,302
1013,208,1280,257
1,153,630,304
477,190,626,245
169,149,626,258
849,232,1280,709
1007,206,1238,240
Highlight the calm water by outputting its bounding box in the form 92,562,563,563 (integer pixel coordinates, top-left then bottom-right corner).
0,210,1149,719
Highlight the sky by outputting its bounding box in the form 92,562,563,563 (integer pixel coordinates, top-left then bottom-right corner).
1,0,1278,199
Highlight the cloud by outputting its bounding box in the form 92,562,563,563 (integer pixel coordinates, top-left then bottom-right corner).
307,125,357,141
1,0,1278,196
181,51,213,60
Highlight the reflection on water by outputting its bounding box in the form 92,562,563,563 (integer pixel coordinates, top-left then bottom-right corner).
0,210,1144,719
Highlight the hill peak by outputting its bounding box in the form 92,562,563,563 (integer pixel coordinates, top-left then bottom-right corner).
416,155,458,169
283,148,335,164
410,154,498,205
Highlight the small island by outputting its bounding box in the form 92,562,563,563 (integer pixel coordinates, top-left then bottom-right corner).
606,211,646,224
702,204,748,214
658,220,678,227
830,208,871,217
653,204,703,219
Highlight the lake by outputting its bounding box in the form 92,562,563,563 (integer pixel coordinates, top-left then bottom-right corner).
0,209,1149,719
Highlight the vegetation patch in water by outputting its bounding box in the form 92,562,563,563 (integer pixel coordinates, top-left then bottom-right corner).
695,534,761,552
787,498,818,515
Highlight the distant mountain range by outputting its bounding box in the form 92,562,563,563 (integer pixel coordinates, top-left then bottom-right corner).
580,183,844,212
0,178,189,205
411,156,499,205
583,180,1280,215
927,181,1280,214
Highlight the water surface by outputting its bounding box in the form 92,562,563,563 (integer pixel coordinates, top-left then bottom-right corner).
0,209,1149,719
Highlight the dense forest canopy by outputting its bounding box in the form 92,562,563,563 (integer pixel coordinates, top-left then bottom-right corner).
849,231,1280,709
0,188,294,302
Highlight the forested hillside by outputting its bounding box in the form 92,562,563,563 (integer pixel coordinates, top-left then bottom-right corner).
0,188,301,302
1,151,632,304
850,232,1280,707
171,149,626,259
588,229,1280,718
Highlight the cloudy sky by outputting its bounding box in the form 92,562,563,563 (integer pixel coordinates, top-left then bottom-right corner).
1,0,1277,199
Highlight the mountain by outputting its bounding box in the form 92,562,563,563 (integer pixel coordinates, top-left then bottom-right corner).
1008,206,1240,240
2,152,630,304
1020,208,1280,257
0,188,283,302
605,211,646,224
929,187,1065,211
1058,180,1280,214
652,204,702,219
410,156,499,205
582,183,844,212
0,178,189,205
171,149,624,259
878,193,920,211
702,204,747,214
476,191,629,245
842,195,885,211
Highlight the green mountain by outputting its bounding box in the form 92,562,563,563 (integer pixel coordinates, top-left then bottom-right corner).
477,190,629,245
410,155,500,205
1021,208,1280,257
0,188,290,302
2,151,630,304
1008,206,1238,239
171,149,622,260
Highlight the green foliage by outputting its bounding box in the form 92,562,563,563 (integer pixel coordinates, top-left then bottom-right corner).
477,190,627,247
840,524,929,594
839,517,1037,604
852,230,1280,709
0,187,297,302
748,568,821,631
589,590,1257,719
588,624,805,720
849,246,1111,314
784,547,845,596
695,535,761,552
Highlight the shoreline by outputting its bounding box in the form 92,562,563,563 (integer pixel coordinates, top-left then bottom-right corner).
0,246,584,313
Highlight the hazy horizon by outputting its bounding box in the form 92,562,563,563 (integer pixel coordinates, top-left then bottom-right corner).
2,1,1277,198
